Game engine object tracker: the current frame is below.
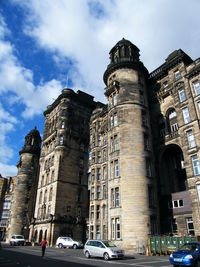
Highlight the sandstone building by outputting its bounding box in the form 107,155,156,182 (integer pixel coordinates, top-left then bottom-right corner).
6,39,200,250
29,90,102,245
6,127,41,242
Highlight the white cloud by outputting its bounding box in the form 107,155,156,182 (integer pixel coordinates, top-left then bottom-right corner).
0,163,17,177
12,0,200,103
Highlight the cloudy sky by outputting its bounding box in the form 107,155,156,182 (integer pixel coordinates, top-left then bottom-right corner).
0,0,200,177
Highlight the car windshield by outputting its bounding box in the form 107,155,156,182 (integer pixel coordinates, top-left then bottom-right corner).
102,241,116,247
179,243,198,251
16,235,24,239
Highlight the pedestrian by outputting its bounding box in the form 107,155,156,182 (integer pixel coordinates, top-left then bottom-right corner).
40,238,48,257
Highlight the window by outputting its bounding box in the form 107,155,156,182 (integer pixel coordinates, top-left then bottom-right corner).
102,205,106,219
97,151,101,163
92,152,95,164
111,218,121,240
91,187,94,200
113,93,117,106
111,189,115,208
111,218,115,240
79,158,84,168
197,184,200,203
144,134,150,150
114,135,118,151
90,225,94,239
110,116,114,128
178,88,186,102
48,188,53,202
186,218,195,236
103,166,107,180
114,113,118,127
51,170,54,182
96,205,100,220
115,159,119,177
175,70,181,81
44,190,48,203
182,107,191,124
61,121,65,128
103,225,106,240
88,146,91,160
39,191,42,204
110,161,114,179
115,188,119,207
148,186,155,208
187,130,196,149
116,218,121,239
103,185,106,199
59,136,63,145
193,81,200,96
90,205,94,220
111,187,120,208
172,199,184,208
97,135,101,146
51,156,54,166
96,225,100,240
97,186,101,200
142,110,147,126
97,168,101,182
192,155,200,176
80,143,84,152
110,137,113,152
146,158,152,177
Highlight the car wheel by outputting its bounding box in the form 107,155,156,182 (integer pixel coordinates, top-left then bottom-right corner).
58,243,63,248
103,252,109,261
73,244,77,249
85,250,90,258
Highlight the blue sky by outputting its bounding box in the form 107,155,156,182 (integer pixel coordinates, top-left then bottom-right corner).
0,0,200,177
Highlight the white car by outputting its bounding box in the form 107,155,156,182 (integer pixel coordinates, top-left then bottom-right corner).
56,237,81,249
84,240,124,260
10,235,25,246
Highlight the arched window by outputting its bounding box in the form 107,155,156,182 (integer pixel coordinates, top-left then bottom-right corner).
167,109,178,133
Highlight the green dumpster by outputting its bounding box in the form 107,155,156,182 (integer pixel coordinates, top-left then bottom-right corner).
160,236,167,255
178,237,184,249
155,236,161,255
150,237,156,255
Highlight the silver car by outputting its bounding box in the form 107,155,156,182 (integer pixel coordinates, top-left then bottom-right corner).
84,240,124,260
56,236,81,249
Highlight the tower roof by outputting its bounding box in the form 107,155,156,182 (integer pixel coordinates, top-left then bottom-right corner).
19,127,41,155
103,38,148,85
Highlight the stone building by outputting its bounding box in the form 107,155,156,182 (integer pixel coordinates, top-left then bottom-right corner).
29,89,101,245
88,39,200,250
88,39,157,251
6,127,41,242
149,49,200,237
0,175,14,240
7,38,200,250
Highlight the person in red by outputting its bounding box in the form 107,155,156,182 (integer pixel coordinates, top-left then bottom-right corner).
40,238,48,257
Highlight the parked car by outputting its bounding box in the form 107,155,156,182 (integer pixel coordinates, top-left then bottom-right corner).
84,240,124,260
169,242,200,266
56,237,82,249
10,235,25,246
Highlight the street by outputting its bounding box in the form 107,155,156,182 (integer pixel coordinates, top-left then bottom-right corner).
0,244,173,267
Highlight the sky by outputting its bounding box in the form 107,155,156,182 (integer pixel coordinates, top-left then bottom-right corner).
0,0,200,177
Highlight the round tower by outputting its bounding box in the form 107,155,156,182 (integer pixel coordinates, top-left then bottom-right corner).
7,127,41,241
104,38,156,250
